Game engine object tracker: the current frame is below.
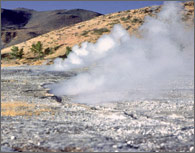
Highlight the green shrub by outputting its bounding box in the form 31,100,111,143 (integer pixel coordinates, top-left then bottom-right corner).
107,20,120,26
120,15,131,22
44,44,63,55
30,41,44,59
66,46,72,57
131,18,142,23
81,30,90,36
93,28,110,35
78,25,84,29
44,47,53,55
10,46,24,59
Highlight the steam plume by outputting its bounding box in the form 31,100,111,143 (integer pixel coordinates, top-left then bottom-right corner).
47,2,194,104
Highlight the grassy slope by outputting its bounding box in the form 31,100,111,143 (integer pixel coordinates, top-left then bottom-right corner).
1,1,194,67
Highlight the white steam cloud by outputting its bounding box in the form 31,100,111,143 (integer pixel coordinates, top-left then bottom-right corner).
47,2,194,104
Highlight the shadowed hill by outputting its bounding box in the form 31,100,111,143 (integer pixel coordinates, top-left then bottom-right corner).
1,8,102,48
1,8,32,29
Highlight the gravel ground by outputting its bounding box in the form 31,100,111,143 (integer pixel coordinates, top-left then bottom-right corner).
1,65,194,152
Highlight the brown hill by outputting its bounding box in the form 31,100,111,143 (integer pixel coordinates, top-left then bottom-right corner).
1,1,194,67
1,8,102,48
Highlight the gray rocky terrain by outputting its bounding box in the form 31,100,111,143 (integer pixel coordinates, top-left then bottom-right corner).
1,65,194,152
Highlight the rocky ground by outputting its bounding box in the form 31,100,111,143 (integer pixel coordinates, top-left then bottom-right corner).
1,65,194,152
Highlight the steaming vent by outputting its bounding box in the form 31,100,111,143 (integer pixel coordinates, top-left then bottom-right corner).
46,2,194,104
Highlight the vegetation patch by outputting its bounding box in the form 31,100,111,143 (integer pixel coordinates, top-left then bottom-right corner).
131,18,143,24
81,30,90,36
30,41,62,59
44,47,53,55
59,46,72,59
1,101,56,116
92,28,110,35
30,41,44,59
120,15,131,22
10,46,24,59
107,20,120,26
77,25,85,29
65,46,72,56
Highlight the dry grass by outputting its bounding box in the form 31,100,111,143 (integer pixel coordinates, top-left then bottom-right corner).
1,101,56,116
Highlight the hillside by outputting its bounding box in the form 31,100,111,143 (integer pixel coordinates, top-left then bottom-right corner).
1,8,102,48
1,1,194,67
1,2,194,152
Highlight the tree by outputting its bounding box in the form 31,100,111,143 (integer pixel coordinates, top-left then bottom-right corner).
66,46,72,57
30,41,44,59
44,47,53,55
10,46,24,59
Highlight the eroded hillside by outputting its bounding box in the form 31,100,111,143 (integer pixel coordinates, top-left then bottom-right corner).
1,8,102,48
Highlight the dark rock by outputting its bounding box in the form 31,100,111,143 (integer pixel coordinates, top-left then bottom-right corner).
1,8,102,48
